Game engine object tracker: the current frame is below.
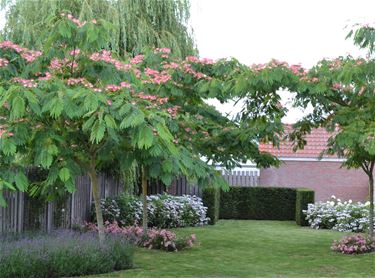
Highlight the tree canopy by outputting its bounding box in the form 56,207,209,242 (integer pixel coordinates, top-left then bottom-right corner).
0,14,304,240
290,24,375,238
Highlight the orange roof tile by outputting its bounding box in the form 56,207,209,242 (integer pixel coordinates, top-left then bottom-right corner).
259,125,336,158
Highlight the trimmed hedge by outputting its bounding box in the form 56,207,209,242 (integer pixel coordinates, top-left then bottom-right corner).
220,187,298,220
202,187,220,225
295,189,315,226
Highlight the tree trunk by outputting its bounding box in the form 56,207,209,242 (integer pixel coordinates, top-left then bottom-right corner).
89,167,106,244
141,166,148,234
369,175,374,239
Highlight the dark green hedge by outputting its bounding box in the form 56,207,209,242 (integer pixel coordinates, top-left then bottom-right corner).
202,187,220,225
295,188,315,226
220,187,298,220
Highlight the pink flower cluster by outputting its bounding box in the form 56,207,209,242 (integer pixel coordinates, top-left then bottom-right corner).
12,77,37,88
61,13,96,28
300,76,319,83
66,77,95,89
130,55,144,65
135,93,169,110
154,48,171,54
0,125,14,138
70,49,81,56
49,58,78,72
143,68,172,84
186,56,214,65
144,228,176,250
105,81,132,92
86,221,196,252
166,106,180,118
183,63,208,80
0,58,9,67
90,50,132,71
22,50,43,63
0,41,42,63
331,235,375,255
162,62,179,69
289,64,306,76
251,59,308,78
331,83,342,91
154,48,171,58
38,72,52,81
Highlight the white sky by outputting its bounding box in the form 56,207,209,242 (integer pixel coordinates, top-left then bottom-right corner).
1,1,374,122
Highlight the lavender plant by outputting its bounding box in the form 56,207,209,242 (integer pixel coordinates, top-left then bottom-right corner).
0,230,133,278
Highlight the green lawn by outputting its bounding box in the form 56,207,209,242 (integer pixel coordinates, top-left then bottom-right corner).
90,220,375,278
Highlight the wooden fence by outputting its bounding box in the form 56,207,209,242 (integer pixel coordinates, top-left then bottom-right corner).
0,170,258,234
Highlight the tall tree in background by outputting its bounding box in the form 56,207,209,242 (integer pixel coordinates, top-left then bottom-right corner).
290,24,375,238
0,0,196,57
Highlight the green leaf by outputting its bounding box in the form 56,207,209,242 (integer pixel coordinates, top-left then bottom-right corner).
43,97,64,118
90,120,106,143
0,138,17,156
38,150,53,168
104,114,117,129
58,21,71,38
65,179,76,193
160,174,173,186
2,180,16,191
120,109,145,129
14,172,28,191
10,96,25,120
59,167,71,182
155,122,173,142
82,115,96,131
87,24,98,43
137,125,154,149
113,100,126,111
84,94,99,111
162,160,173,173
47,144,59,155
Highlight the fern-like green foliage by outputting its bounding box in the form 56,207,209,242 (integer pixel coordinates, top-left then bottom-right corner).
0,14,299,206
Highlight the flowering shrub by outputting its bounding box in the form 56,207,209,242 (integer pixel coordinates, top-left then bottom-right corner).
304,196,374,232
84,221,196,252
94,194,209,228
0,230,133,278
331,235,375,255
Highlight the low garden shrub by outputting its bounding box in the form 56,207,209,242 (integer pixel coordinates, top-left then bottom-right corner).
295,188,315,226
0,230,133,278
304,196,374,232
331,235,375,254
85,221,196,252
94,194,209,228
220,187,297,220
202,187,220,224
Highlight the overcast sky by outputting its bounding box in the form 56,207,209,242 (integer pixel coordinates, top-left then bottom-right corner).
189,0,373,122
1,0,374,122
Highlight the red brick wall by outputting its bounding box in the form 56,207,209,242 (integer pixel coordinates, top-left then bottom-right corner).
259,160,369,201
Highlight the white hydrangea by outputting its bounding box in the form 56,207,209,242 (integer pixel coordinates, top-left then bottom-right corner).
100,194,209,228
303,197,375,232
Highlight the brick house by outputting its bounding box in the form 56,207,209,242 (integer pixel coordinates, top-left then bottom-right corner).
258,127,369,201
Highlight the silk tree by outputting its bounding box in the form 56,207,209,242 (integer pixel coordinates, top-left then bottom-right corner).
292,37,375,237
0,15,305,241
0,15,193,242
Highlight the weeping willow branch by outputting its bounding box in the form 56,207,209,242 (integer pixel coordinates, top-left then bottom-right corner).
1,0,197,57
